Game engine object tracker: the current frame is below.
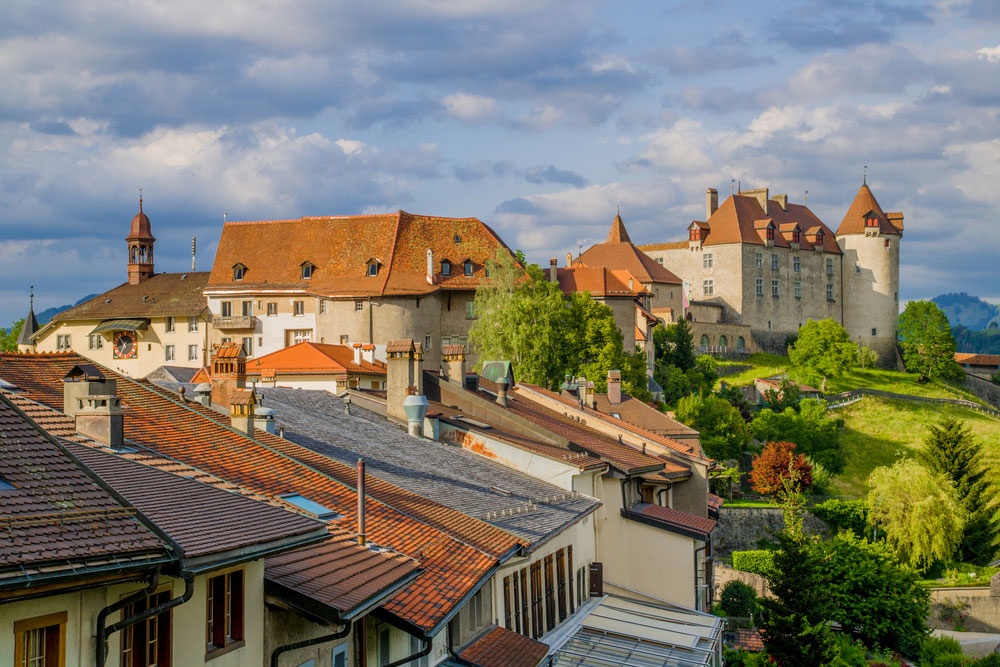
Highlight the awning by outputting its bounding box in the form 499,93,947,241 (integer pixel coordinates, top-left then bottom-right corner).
90,319,150,334
547,596,723,667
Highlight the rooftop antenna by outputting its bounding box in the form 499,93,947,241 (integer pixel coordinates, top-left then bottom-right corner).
730,178,735,195
138,187,143,211
191,236,197,271
29,285,34,310
804,189,809,205
863,165,868,185
223,211,227,223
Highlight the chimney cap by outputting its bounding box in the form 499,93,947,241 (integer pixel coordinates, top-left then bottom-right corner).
63,364,106,383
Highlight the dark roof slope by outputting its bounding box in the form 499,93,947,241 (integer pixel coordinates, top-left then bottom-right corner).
51,272,210,321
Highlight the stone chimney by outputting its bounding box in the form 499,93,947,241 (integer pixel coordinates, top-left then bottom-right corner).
63,365,124,449
361,344,375,365
386,339,424,423
549,258,558,283
566,252,573,267
577,376,589,408
441,344,466,384
706,188,718,220
607,369,622,405
211,342,247,407
771,193,788,211
743,187,769,211
495,377,509,408
229,390,256,436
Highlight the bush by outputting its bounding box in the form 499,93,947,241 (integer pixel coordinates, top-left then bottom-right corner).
830,631,867,666
811,499,869,535
920,634,963,665
731,550,776,577
857,344,880,369
934,656,971,667
991,371,1000,386
719,580,759,618
974,655,1000,666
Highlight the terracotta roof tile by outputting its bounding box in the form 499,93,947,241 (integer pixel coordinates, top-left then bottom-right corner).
623,502,717,540
245,342,386,377
837,183,903,236
0,352,519,633
955,353,1000,366
458,625,549,667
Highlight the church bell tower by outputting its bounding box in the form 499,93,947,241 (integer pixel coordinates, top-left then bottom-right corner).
126,194,156,285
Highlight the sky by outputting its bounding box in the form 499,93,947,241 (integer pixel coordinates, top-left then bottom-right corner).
1,0,999,326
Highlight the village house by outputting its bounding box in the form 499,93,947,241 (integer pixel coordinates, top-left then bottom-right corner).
244,341,388,392
203,210,516,371
29,199,212,377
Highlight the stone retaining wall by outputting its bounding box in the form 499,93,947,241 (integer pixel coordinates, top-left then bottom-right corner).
714,506,828,558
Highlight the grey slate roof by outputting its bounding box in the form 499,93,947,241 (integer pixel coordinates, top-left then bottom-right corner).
16,306,39,347
257,387,599,548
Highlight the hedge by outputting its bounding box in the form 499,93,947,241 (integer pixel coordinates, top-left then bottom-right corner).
731,550,776,577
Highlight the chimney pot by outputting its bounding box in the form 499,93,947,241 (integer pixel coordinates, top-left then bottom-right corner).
607,369,622,405
496,377,509,408
549,258,558,283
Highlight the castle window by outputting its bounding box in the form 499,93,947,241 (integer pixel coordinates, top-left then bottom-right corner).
872,328,878,337
703,279,714,296
232,264,246,281
793,256,800,272
771,254,779,270
301,262,315,279
441,260,452,276
794,281,802,299
699,334,710,348
702,253,713,269
354,299,364,312
826,258,834,275
719,335,728,349
755,279,763,296
771,280,780,297
827,284,834,301
755,251,763,268
464,260,474,276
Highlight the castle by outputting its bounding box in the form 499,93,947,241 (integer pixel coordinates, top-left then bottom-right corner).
639,182,903,363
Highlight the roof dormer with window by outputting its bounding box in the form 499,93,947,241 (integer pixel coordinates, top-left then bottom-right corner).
688,221,708,249
232,263,247,282
300,261,315,280
463,259,474,276
366,259,382,277
441,259,452,277
754,219,775,247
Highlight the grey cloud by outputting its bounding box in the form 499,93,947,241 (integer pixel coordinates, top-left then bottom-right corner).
523,166,588,187
453,160,514,182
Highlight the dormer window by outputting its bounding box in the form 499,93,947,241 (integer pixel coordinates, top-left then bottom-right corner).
792,228,800,243
366,259,381,277
766,226,774,240
454,234,462,244
233,263,247,281
300,261,315,280
441,260,452,276
463,259,474,276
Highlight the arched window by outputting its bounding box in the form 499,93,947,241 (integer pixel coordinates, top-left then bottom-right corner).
700,334,709,348
737,336,746,351
719,335,728,349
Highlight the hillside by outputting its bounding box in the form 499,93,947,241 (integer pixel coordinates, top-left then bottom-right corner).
933,292,1000,330
715,353,1000,497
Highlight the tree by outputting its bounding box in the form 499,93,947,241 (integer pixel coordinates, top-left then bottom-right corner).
787,318,857,392
653,318,696,371
1,318,25,352
674,393,750,460
918,417,999,565
749,399,844,472
866,459,966,572
652,320,713,404
750,441,813,500
897,300,960,383
565,293,649,400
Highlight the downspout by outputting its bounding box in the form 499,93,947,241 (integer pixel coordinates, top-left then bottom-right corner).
97,570,195,666
95,571,160,665
693,543,708,612
445,623,478,667
384,635,432,667
270,620,352,667
368,296,374,344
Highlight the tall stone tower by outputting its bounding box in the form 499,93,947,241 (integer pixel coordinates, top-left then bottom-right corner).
835,182,903,366
126,195,156,285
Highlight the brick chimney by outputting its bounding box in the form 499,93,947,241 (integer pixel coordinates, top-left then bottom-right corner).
386,339,424,423
441,344,466,384
607,369,622,405
229,390,256,436
211,342,246,407
63,364,124,449
706,188,718,219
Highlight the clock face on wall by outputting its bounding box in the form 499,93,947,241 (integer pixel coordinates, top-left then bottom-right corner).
113,331,138,359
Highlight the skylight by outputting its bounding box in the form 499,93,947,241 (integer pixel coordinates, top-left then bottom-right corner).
278,494,341,521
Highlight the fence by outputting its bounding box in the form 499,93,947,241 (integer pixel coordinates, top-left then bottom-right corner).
824,387,1000,417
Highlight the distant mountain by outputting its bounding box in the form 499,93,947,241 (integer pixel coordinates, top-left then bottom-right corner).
933,292,1000,330
37,294,98,325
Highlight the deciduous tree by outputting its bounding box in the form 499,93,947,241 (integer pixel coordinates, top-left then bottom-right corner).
750,441,813,500
749,399,844,472
866,459,966,571
0,318,25,352
897,300,960,383
787,318,857,392
919,417,999,565
675,393,750,460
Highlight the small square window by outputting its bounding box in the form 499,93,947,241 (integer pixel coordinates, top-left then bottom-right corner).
88,334,103,350
871,328,878,337
354,299,364,312
702,279,714,296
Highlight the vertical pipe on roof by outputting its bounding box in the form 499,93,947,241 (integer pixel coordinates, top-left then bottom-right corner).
357,458,366,546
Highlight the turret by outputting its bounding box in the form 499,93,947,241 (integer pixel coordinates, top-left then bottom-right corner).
126,195,156,285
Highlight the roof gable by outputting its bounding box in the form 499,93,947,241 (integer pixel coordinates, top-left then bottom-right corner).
837,183,903,236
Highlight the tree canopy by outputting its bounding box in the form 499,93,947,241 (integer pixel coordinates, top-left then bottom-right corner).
919,417,999,564
469,251,648,397
866,459,966,571
651,319,716,404
1,318,25,352
787,318,857,391
897,300,960,383
749,399,844,473
750,441,813,500
674,393,750,460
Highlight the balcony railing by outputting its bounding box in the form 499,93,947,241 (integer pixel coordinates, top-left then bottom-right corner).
213,315,257,330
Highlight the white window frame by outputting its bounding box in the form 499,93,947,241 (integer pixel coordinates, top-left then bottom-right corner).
188,344,199,361
165,345,175,361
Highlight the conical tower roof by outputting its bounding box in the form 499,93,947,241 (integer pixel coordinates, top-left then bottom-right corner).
837,183,902,235
606,213,632,244
16,290,40,347
126,196,156,242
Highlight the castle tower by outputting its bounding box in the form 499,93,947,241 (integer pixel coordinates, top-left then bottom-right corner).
126,195,156,285
835,182,903,366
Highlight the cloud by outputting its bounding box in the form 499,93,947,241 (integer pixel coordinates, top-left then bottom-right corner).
453,160,513,182
523,166,588,187
442,93,503,123
977,45,1000,62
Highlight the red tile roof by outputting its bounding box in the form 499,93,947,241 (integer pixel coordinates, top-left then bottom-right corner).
0,352,522,633
556,266,648,298
458,625,549,667
955,353,1000,367
206,211,514,298
574,216,682,285
624,502,717,541
245,342,386,377
836,183,903,236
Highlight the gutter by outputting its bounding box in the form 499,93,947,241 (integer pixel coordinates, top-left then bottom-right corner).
270,620,352,667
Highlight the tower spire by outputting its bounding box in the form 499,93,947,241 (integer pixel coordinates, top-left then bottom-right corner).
126,194,156,284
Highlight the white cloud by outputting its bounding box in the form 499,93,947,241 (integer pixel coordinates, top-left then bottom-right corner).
442,92,503,122
336,139,369,156
977,45,1000,62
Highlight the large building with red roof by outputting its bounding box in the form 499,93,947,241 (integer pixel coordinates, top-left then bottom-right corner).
204,210,516,370
640,183,903,362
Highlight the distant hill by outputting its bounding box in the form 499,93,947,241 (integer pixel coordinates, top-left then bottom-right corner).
933,292,1000,330
36,294,98,325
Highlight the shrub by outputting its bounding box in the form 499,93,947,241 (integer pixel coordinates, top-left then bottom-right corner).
920,634,963,665
719,580,759,618
974,655,1000,667
830,631,867,666
991,371,1000,386
811,499,869,535
857,343,880,369
933,656,971,667
731,550,776,577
